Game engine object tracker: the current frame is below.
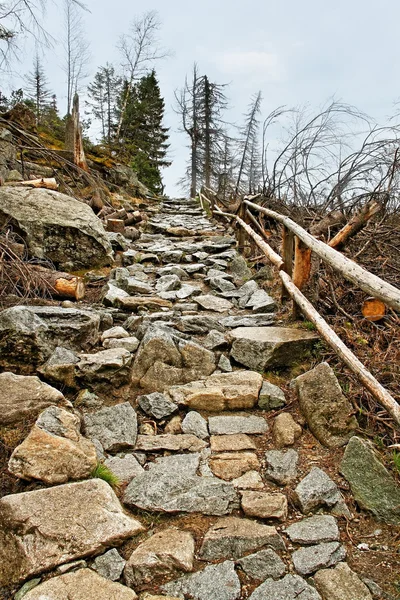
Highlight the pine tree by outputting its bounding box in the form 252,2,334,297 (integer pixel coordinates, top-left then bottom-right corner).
119,70,170,195
25,54,52,124
87,63,122,148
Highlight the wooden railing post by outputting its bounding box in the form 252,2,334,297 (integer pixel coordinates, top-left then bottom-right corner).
281,225,294,300
292,236,312,318
238,199,246,252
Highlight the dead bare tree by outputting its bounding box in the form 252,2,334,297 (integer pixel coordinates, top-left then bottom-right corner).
62,0,90,116
235,91,262,195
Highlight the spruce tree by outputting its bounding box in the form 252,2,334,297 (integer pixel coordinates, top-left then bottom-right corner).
25,54,52,124
87,63,122,149
119,70,170,195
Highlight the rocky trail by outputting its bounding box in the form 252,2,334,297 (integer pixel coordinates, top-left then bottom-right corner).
0,196,399,600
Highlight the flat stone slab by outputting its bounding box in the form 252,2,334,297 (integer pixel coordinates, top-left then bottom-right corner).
209,415,268,435
84,402,138,453
341,436,400,525
163,561,241,600
210,434,257,452
249,574,322,600
220,314,275,328
230,327,318,371
314,562,373,600
285,515,339,545
292,542,346,576
232,470,264,490
199,517,285,560
237,548,286,580
124,528,194,587
104,454,144,485
0,372,68,425
135,434,207,453
22,568,137,599
0,480,144,585
209,452,260,480
295,363,357,448
195,294,233,312
123,454,238,516
241,491,288,521
167,371,263,411
294,467,342,513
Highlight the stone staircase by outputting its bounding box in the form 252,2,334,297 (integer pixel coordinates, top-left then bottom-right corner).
0,197,399,600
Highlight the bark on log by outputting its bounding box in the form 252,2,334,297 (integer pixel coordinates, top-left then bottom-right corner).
328,200,381,249
106,219,125,234
30,266,85,300
244,199,400,312
6,178,58,190
309,210,346,237
280,270,400,425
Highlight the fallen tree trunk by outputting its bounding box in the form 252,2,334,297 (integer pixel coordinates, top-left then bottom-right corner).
328,200,381,249
29,266,85,300
5,178,58,190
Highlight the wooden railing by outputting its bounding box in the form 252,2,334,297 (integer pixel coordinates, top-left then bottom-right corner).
199,189,400,425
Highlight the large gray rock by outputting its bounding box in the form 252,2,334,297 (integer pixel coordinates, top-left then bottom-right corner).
295,363,358,448
124,528,194,587
0,372,68,425
249,574,321,600
0,187,112,269
0,306,101,372
162,561,241,600
230,327,318,370
8,406,97,484
285,515,339,545
22,568,137,599
292,542,346,576
340,436,400,525
84,402,137,452
294,468,342,513
195,294,233,312
246,289,276,313
0,480,144,585
123,453,238,515
131,325,216,392
199,517,285,560
313,562,373,600
230,254,252,282
237,549,286,580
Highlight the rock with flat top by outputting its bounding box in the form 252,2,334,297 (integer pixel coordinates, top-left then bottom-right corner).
77,348,133,387
237,548,286,580
0,480,144,585
199,517,285,560
0,371,68,425
163,561,241,600
167,371,263,411
8,406,97,484
265,449,299,485
182,411,209,439
292,542,346,576
241,491,288,521
313,562,373,600
124,528,194,587
84,402,137,452
210,452,260,480
210,434,256,452
249,574,321,600
23,569,137,599
285,515,339,545
209,414,268,435
195,294,233,312
230,327,317,371
294,467,342,513
246,289,276,313
232,471,264,490
135,434,207,453
220,314,275,328
295,363,358,448
138,392,178,420
258,380,286,410
104,454,144,485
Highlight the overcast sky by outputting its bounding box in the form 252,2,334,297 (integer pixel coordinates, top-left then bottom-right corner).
5,0,400,195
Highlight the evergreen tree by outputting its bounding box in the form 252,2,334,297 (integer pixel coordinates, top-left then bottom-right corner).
25,54,52,124
87,63,122,148
119,70,170,195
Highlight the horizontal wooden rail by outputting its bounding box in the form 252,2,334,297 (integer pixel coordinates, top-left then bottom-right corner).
201,192,400,425
244,199,400,313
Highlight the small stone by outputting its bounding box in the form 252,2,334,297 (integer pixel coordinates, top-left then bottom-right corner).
273,413,302,447
209,415,268,435
314,562,373,600
176,284,200,299
93,548,126,581
210,434,256,452
294,467,342,513
102,326,130,341
292,542,346,576
218,355,232,372
241,491,288,521
138,392,178,420
156,274,181,292
14,579,42,600
163,561,241,600
103,336,140,352
182,411,209,439
249,574,321,600
237,548,286,580
139,423,156,436
77,348,133,387
104,454,144,485
258,381,286,410
209,452,260,480
195,294,233,313
204,330,228,350
135,433,207,453
124,528,194,587
75,389,102,410
126,278,153,295
232,471,264,490
265,449,299,485
285,515,339,545
199,517,285,560
165,415,183,434
246,289,276,313
84,402,138,453
57,560,87,574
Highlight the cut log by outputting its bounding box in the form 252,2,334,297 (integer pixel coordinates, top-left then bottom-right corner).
30,266,85,300
6,178,58,190
328,200,381,249
106,219,125,234
362,298,387,321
